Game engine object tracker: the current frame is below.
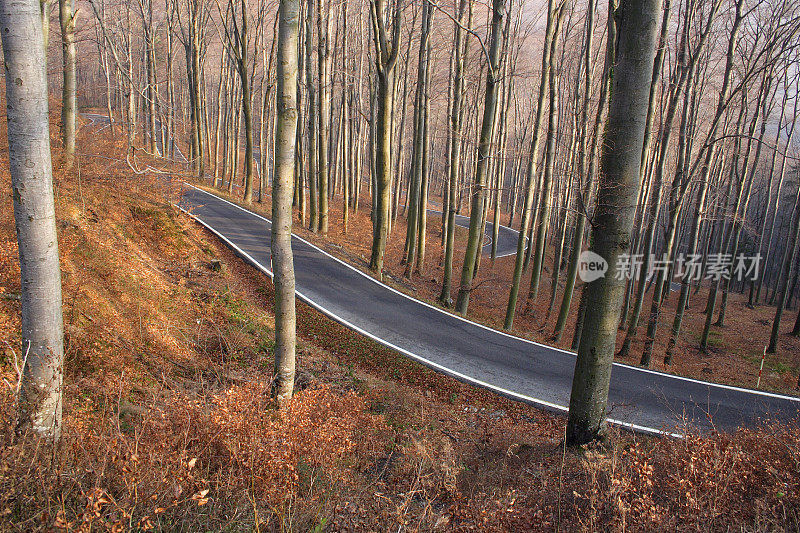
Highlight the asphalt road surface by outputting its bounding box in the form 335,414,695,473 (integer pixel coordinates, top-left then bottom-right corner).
209,172,522,257
431,209,520,258
178,184,800,435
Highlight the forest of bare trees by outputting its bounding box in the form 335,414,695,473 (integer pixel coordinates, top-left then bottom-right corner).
5,0,800,443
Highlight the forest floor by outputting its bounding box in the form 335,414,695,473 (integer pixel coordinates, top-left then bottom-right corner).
208,176,800,396
0,110,792,530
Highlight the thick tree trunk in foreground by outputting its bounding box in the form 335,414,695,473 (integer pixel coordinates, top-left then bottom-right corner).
271,0,300,402
59,0,77,168
567,0,660,445
1,0,65,439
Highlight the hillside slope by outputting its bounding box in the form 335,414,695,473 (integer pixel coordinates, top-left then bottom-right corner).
0,116,798,531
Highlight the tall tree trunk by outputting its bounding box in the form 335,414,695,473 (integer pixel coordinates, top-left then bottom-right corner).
526,10,563,305
317,0,332,235
306,0,319,231
59,0,77,168
439,0,472,306
503,0,558,329
566,0,661,445
453,0,506,315
404,0,434,278
715,70,773,327
271,0,300,402
617,0,672,360
768,181,800,353
140,0,158,154
755,84,795,304
554,0,612,342
661,0,744,366
1,0,65,439
126,11,136,153
368,0,401,276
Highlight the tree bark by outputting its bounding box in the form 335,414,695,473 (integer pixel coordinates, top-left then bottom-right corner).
439,0,472,306
566,0,661,445
316,0,332,235
454,0,506,315
503,0,558,329
1,0,65,439
59,0,77,168
368,0,401,276
271,0,300,402
554,0,612,342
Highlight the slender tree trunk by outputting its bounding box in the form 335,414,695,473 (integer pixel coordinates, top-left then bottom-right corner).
59,0,77,168
368,0,401,276
166,0,175,157
715,73,773,326
306,1,319,231
503,0,558,329
662,0,744,365
768,181,800,352
127,13,136,153
404,0,434,278
317,0,332,235
527,13,563,304
271,0,300,402
454,0,506,315
439,0,472,306
554,0,611,342
755,89,795,304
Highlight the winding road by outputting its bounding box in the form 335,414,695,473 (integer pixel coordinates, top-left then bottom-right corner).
178,184,800,435
431,209,520,258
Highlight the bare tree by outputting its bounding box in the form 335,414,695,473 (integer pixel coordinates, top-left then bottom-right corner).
316,0,333,235
403,0,434,279
503,0,559,329
271,0,300,401
567,0,661,445
454,0,508,315
59,0,77,167
217,0,258,203
439,0,472,307
1,0,65,439
526,1,565,305
368,0,401,276
553,0,614,342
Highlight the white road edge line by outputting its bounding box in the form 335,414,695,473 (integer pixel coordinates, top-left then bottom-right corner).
175,199,685,438
185,184,800,405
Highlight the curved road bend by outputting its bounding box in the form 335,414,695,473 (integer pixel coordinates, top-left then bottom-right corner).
429,209,520,258
177,185,800,434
